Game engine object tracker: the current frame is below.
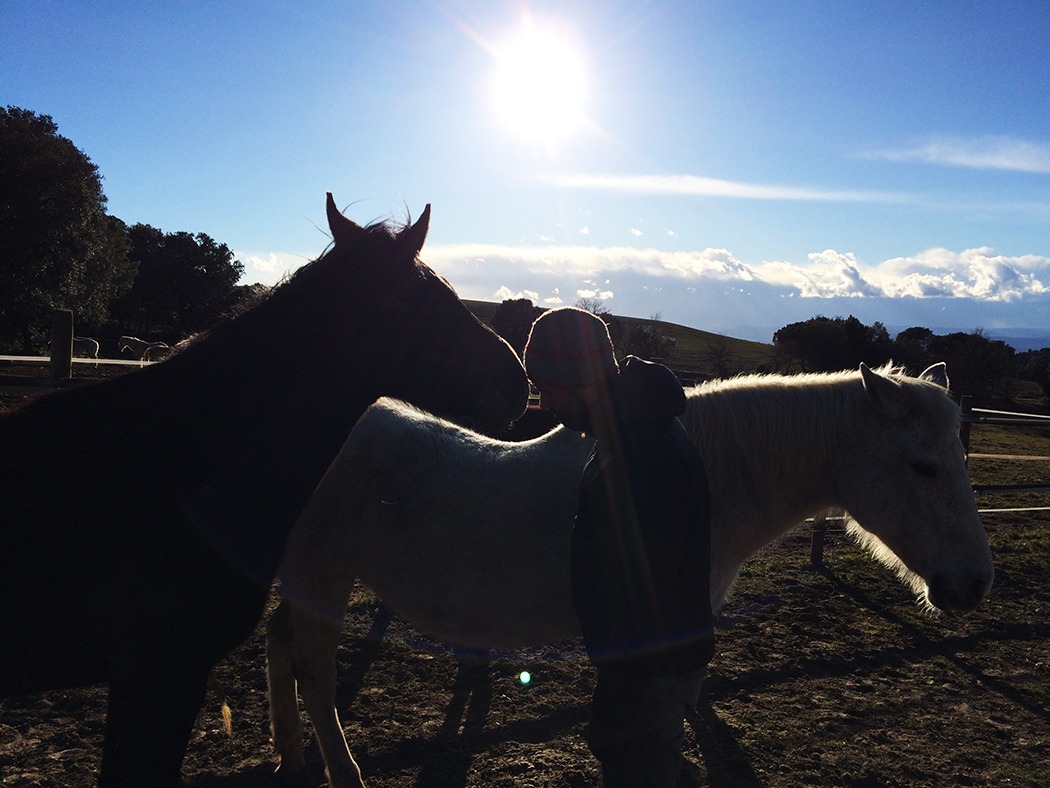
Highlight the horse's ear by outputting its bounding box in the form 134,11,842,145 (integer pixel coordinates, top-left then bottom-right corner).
399,204,431,258
326,192,366,247
860,363,906,417
919,362,949,390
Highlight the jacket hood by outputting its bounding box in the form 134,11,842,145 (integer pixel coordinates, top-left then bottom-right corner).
614,356,686,420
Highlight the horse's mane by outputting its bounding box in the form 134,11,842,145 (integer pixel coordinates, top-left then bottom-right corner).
680,364,939,497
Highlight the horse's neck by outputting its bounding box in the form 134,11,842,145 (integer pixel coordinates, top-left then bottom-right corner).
691,380,852,604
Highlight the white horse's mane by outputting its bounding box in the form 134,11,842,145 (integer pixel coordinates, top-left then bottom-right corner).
684,363,944,465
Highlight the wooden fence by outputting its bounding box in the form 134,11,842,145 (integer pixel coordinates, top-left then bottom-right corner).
0,310,151,395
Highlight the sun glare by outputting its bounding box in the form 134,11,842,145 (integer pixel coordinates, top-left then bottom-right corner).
491,23,587,146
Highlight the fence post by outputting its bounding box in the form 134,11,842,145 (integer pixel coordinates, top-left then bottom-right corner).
50,309,74,379
959,395,974,463
810,509,828,568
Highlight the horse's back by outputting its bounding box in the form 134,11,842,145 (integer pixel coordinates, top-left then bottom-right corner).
314,399,587,647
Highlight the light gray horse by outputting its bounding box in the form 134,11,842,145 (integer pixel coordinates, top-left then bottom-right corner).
269,363,994,788
72,336,99,359
118,335,171,361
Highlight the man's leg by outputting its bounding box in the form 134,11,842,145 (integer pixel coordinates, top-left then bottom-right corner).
588,668,707,788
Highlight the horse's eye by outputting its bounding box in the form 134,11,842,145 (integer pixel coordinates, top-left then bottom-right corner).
910,461,937,479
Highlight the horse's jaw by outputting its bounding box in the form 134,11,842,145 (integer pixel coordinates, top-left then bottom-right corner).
846,518,993,614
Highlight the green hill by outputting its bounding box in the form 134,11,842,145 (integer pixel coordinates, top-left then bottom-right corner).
465,300,774,383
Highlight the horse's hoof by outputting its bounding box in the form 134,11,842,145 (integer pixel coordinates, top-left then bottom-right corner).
273,758,311,786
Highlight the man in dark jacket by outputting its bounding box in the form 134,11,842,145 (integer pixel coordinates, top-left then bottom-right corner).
523,307,715,787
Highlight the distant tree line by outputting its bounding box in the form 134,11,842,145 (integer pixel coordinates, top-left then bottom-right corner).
773,314,1049,399
0,106,256,354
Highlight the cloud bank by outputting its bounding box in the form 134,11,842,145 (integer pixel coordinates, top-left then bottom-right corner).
421,242,1050,344
426,242,1050,304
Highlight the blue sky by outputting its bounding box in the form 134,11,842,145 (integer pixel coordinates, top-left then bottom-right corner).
4,1,1050,346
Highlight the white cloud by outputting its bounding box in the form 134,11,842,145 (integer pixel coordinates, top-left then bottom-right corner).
872,248,1050,301
236,250,309,286
868,135,1050,174
494,285,539,301
544,172,910,203
755,250,881,298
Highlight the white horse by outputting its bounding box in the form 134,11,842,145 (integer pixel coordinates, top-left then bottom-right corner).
119,335,173,362
142,342,172,362
268,363,994,788
72,337,99,359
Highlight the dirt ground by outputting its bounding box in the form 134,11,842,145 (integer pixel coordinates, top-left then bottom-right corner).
1,516,1047,787
1,377,1048,786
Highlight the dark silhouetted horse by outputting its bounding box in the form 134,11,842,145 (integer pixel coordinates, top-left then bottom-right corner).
0,193,529,786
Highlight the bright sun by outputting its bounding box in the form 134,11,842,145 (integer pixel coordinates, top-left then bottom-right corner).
491,23,587,146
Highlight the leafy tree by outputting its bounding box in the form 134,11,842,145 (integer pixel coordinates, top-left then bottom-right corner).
927,330,1014,399
893,326,936,374
112,224,244,338
1014,348,1050,399
773,315,892,372
0,106,133,351
491,298,540,355
613,319,677,362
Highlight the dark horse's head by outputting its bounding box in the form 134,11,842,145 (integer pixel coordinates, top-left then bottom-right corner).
245,193,529,434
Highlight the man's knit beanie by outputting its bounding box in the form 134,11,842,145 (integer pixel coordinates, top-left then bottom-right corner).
523,307,619,389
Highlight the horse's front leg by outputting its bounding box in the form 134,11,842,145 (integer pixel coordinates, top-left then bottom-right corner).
99,659,209,787
291,604,364,788
267,598,307,778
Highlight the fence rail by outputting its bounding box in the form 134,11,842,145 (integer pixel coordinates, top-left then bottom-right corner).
0,355,147,366
961,396,1050,505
